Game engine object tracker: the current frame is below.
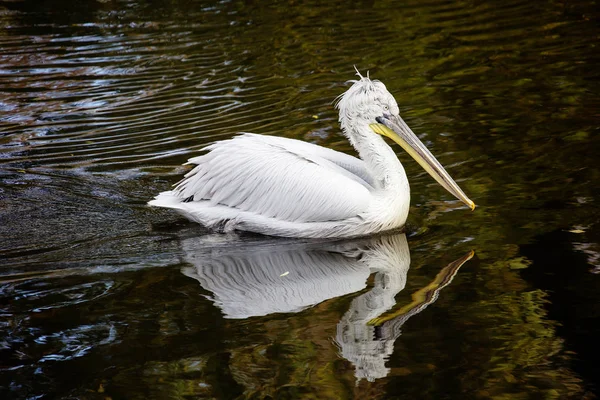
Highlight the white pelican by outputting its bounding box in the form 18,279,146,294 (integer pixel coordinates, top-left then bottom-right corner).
149,71,475,238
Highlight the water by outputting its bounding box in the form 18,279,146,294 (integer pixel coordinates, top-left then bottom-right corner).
1,0,599,398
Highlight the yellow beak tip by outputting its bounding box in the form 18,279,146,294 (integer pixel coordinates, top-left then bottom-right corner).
468,201,476,211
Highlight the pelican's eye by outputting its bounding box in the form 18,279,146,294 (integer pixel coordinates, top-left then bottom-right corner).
381,104,391,119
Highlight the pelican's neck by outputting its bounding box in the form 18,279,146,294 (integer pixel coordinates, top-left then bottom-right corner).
345,122,407,191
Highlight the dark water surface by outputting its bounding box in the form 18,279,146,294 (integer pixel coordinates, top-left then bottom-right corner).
1,0,599,398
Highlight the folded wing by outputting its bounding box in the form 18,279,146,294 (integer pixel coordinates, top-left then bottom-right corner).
173,133,374,223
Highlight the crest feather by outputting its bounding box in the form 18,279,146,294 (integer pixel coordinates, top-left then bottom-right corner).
334,69,381,109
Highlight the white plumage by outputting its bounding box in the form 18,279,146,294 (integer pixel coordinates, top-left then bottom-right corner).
149,71,474,238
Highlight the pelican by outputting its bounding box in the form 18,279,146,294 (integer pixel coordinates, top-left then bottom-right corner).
149,71,475,238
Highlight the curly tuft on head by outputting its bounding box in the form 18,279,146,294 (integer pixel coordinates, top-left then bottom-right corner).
353,65,364,79
335,75,387,113
334,69,382,109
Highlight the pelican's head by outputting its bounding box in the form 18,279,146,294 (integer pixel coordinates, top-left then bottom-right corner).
336,70,475,211
336,72,400,130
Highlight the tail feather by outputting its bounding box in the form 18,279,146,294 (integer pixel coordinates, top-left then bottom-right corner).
148,191,236,231
148,191,185,209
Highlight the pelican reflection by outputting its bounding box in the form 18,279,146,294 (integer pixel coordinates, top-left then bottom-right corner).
180,233,473,381
336,243,473,381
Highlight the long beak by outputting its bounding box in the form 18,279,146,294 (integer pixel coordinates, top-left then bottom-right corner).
370,115,475,210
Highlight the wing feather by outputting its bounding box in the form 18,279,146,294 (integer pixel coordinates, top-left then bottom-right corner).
174,134,373,222
244,133,375,188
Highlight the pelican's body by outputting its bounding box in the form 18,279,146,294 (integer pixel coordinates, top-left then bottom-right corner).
149,72,474,238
